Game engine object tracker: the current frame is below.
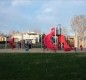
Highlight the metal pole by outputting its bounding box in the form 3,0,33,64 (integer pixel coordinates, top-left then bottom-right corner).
55,27,57,46
58,24,61,49
21,33,23,49
60,25,61,49
41,32,42,49
5,35,7,49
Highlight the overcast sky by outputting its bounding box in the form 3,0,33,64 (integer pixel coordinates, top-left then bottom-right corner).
0,0,86,34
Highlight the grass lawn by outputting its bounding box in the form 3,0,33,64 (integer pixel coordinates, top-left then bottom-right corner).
0,52,86,80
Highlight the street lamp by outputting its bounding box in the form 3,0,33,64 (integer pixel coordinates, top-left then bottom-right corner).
21,33,23,49
41,32,42,49
5,34,7,49
55,27,57,46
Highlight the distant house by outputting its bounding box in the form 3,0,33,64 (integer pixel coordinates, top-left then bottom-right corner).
0,35,6,41
74,31,86,48
75,35,86,48
11,33,22,42
65,36,74,47
11,32,40,44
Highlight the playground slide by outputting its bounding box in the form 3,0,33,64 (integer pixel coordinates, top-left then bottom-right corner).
58,35,71,51
9,38,16,49
44,32,57,51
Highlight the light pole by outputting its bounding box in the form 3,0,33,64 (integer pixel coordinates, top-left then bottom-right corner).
5,34,7,49
21,33,23,49
41,32,42,49
55,27,57,46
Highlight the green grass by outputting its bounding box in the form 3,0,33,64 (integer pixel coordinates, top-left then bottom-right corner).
0,53,86,80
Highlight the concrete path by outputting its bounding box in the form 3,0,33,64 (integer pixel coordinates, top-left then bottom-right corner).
0,48,86,53
0,48,54,53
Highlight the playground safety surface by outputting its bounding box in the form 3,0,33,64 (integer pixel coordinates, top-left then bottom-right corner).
0,48,86,53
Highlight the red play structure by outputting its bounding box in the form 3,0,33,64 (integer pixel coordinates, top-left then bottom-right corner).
44,28,57,51
43,27,71,51
9,38,16,49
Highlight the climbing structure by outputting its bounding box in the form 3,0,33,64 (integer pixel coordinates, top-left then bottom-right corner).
43,27,71,51
44,27,57,51
58,35,71,51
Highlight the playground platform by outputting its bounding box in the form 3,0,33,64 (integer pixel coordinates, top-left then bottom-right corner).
0,48,86,53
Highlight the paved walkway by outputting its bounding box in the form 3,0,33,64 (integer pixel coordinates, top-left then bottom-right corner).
0,48,53,53
0,48,86,53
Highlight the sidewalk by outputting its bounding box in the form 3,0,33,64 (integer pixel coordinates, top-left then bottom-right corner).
0,48,86,53
0,48,54,53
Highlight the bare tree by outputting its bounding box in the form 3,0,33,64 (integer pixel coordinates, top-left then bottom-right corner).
33,27,41,34
61,27,70,36
71,15,86,47
8,30,20,36
71,15,86,36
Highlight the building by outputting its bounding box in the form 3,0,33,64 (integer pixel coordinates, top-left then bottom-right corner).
74,31,86,48
0,35,5,41
65,36,74,47
11,32,40,44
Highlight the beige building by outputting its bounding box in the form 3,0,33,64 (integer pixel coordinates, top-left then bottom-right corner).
0,35,6,41
74,31,86,48
11,32,40,44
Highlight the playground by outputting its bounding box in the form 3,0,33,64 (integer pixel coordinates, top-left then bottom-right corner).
6,27,85,53
0,27,86,80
